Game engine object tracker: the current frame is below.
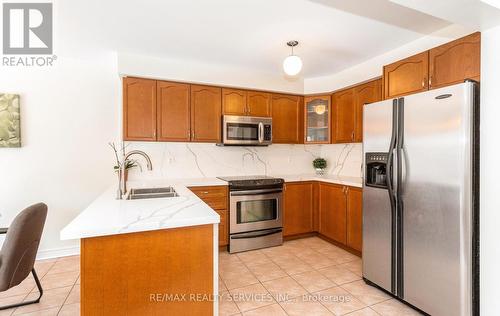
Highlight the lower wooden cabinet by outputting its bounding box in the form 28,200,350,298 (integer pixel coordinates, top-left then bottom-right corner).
215,209,228,246
346,187,363,251
283,182,314,236
188,185,228,246
319,183,347,244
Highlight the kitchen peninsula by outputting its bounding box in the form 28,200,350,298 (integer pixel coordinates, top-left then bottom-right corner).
60,179,225,316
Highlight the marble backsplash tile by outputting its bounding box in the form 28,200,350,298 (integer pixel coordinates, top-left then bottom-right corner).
125,142,363,180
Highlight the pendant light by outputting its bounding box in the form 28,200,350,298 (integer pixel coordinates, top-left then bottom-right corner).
283,40,302,76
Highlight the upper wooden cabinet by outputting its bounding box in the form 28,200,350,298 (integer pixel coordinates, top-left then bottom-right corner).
123,77,157,141
332,88,355,143
346,187,363,252
304,95,331,144
247,91,271,117
429,32,480,89
190,85,222,143
222,88,247,116
353,79,382,142
319,183,347,244
283,182,314,236
271,94,303,144
384,51,429,99
157,81,190,142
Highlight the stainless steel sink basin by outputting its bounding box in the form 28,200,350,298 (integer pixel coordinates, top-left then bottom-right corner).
127,187,179,200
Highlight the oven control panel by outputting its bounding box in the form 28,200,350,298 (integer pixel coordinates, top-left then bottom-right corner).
264,125,272,141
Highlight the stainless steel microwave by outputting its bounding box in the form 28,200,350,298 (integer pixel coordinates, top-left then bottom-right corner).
221,115,272,146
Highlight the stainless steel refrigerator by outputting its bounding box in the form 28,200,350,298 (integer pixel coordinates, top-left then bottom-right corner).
362,81,479,316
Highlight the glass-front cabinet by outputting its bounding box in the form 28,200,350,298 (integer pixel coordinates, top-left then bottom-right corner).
304,95,331,143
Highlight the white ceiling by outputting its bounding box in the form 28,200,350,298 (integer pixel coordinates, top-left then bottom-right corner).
58,0,452,78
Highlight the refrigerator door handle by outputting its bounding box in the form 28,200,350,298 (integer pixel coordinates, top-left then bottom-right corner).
400,146,408,197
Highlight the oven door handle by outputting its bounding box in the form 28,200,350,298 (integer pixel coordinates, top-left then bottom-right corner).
231,228,282,239
230,189,282,196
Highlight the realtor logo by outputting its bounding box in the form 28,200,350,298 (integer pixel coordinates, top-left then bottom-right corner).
3,3,53,54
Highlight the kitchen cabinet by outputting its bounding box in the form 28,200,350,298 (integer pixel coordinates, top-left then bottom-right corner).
271,94,303,144
332,88,355,143
123,77,157,141
283,182,314,236
222,88,247,116
429,32,480,89
383,32,480,99
319,183,347,244
156,81,190,142
190,85,222,143
189,185,229,246
304,95,331,144
383,51,429,99
247,91,271,117
346,187,363,252
353,79,382,142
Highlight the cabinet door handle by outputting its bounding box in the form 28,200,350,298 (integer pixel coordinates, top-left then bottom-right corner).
422,78,426,88
429,76,433,88
351,131,355,141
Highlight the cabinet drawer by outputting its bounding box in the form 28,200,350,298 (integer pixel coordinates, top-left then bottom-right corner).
215,209,228,246
189,186,228,210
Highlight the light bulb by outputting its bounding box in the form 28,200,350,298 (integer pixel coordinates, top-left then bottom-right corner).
283,55,303,76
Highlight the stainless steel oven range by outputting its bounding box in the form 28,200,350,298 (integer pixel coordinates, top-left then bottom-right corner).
217,176,284,253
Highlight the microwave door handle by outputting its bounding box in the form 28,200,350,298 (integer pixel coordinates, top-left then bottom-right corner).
258,122,264,143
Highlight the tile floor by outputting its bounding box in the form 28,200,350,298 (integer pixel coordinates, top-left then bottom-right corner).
219,237,423,316
0,237,422,316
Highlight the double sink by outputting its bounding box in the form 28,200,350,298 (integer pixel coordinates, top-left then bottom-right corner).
127,187,179,200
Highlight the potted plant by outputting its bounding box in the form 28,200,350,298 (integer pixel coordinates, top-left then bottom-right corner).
109,142,138,183
313,158,327,175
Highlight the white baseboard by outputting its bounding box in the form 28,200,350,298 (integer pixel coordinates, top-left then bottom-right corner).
36,245,80,260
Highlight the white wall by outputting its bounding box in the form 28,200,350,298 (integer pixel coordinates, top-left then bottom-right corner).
0,54,120,258
304,24,474,93
479,25,500,316
117,52,304,94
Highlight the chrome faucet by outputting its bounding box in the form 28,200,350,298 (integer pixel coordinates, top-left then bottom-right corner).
116,150,153,199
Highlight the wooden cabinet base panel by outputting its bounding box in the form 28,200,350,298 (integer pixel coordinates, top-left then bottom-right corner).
81,225,214,316
317,233,362,258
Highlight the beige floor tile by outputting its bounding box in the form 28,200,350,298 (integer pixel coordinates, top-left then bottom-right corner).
242,303,287,316
262,276,308,302
45,257,79,275
236,250,273,267
345,307,380,316
36,271,78,291
64,286,80,305
219,276,228,292
325,249,360,265
0,278,35,299
339,260,363,276
300,252,338,270
14,307,60,316
341,280,390,305
58,303,80,316
229,283,275,312
371,299,423,316
291,270,336,293
33,260,56,278
272,257,313,276
315,286,367,315
13,286,71,315
247,262,287,283
219,292,240,316
219,252,243,265
75,276,80,285
0,294,28,316
293,248,321,259
279,295,333,316
318,266,361,285
220,270,259,290
260,246,296,259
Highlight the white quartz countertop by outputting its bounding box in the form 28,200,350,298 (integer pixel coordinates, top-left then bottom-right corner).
60,180,223,240
271,174,363,188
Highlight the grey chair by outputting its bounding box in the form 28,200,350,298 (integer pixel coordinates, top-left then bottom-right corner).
0,203,47,310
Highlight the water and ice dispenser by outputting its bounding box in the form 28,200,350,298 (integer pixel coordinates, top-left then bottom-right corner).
365,153,389,188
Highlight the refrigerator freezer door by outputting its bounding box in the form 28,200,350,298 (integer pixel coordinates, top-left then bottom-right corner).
401,83,474,316
362,99,396,293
